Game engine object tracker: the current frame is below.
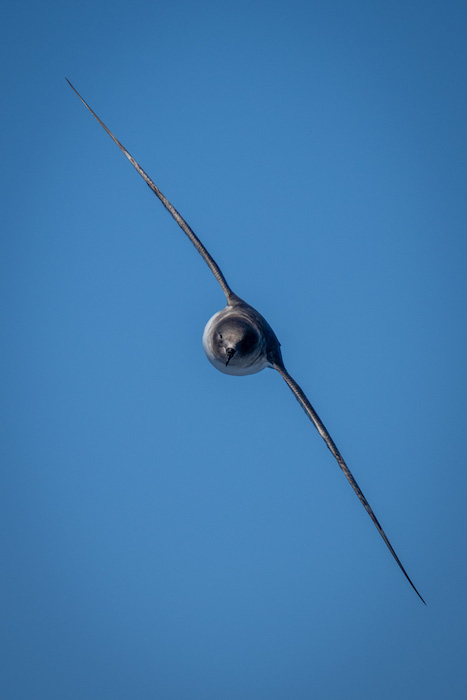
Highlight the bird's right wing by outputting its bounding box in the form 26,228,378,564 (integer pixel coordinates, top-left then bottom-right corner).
272,363,425,604
66,79,235,304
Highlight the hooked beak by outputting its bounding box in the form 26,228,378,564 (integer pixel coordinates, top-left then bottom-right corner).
225,347,236,366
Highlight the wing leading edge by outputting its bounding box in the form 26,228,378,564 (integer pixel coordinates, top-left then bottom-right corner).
66,79,235,303
272,362,426,604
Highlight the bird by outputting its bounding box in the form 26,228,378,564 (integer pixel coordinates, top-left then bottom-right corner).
66,79,425,604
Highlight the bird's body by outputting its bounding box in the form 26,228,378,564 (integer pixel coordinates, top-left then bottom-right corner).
67,79,425,604
202,297,282,376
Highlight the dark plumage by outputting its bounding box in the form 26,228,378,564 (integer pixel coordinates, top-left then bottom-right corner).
67,79,425,604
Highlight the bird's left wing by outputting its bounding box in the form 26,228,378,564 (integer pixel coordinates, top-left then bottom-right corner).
272,363,426,604
66,79,235,304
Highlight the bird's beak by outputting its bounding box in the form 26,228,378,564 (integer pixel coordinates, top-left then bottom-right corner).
225,348,236,366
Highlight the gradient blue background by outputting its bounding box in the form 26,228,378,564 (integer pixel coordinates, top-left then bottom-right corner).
2,1,466,698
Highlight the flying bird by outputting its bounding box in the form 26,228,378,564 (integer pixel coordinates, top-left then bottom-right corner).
67,79,425,604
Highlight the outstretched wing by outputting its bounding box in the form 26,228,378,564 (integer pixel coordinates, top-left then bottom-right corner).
273,363,426,604
66,79,235,304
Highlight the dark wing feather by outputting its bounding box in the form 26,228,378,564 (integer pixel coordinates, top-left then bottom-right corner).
273,363,426,604
66,79,235,303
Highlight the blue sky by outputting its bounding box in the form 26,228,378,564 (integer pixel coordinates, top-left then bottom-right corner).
1,1,467,698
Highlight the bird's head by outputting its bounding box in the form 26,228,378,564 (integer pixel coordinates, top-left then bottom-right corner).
202,308,270,376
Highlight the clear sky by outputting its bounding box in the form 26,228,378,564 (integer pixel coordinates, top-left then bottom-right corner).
2,1,467,698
